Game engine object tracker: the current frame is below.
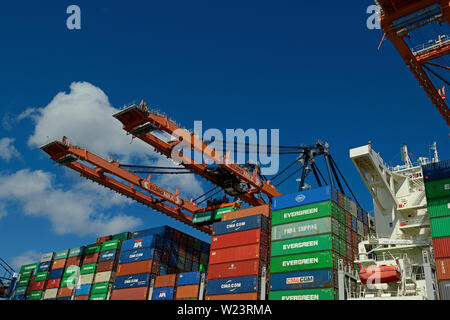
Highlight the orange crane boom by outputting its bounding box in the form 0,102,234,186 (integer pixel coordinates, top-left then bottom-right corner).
40,139,212,234
377,0,450,125
113,104,282,206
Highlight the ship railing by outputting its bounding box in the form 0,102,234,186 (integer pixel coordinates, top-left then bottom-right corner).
364,233,430,242
411,36,450,56
399,216,429,227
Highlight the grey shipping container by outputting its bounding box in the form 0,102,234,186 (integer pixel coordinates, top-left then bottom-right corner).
440,281,450,300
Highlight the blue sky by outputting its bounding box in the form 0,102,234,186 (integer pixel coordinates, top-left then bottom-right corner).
0,1,449,270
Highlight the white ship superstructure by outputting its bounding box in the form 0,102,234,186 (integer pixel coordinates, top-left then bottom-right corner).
347,143,440,300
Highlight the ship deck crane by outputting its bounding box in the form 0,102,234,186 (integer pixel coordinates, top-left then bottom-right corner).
376,0,450,125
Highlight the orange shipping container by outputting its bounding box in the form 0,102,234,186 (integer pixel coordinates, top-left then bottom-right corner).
74,295,89,300
175,284,199,299
116,260,153,277
66,256,82,267
205,292,259,300
51,259,67,270
83,252,100,265
111,287,148,300
209,244,268,265
222,205,270,221
58,287,74,298
155,274,177,288
436,258,450,281
97,260,116,273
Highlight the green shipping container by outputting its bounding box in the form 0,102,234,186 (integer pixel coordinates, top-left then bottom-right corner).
69,246,85,258
214,206,238,220
19,270,33,279
193,210,214,224
339,239,347,257
29,290,43,300
425,178,450,200
269,288,335,300
272,217,332,241
271,234,335,257
54,249,70,260
427,198,450,219
35,272,49,282
17,278,30,287
81,263,97,274
101,239,121,252
339,223,346,240
272,201,333,226
90,293,108,300
20,263,39,274
15,286,27,296
85,243,102,255
61,277,78,288
270,251,333,274
112,232,130,241
430,216,450,238
91,282,109,295
64,265,80,278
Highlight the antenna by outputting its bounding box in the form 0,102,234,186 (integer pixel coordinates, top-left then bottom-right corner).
401,144,413,168
431,142,439,163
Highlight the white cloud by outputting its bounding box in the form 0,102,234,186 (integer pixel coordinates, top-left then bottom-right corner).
0,137,21,162
0,169,142,236
10,250,43,270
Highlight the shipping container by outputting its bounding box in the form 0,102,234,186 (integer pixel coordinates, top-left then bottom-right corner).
431,216,450,238
206,275,259,296
121,236,158,252
115,273,151,289
48,268,64,280
51,259,66,270
80,274,94,285
428,198,450,219
75,284,91,296
212,215,269,236
80,263,97,275
91,282,110,295
422,160,450,182
46,278,61,289
111,286,149,300
35,271,48,282
175,284,199,299
119,247,158,264
272,186,334,211
425,178,450,200
270,269,334,291
268,288,335,300
29,290,43,300
40,252,54,263
270,251,333,274
74,296,90,300
272,201,335,226
99,250,117,262
178,272,200,286
66,256,82,267
211,229,268,250
96,235,112,244
15,287,27,296
57,287,74,298
43,288,58,300
209,244,267,265
152,287,175,300
94,271,113,284
440,281,450,300
68,246,85,258
271,217,333,241
17,278,30,287
112,232,131,241
433,237,450,258
60,277,77,288
205,292,259,300
54,249,69,260
64,265,80,278
83,253,100,265
155,274,177,288
271,234,334,257
90,293,108,300
97,260,116,272
101,239,121,252
85,243,102,255
222,205,271,221
116,260,153,277
207,259,264,280
20,263,39,274
31,281,46,291
436,258,450,281
132,226,173,240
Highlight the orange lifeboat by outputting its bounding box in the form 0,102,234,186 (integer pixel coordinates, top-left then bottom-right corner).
359,265,401,284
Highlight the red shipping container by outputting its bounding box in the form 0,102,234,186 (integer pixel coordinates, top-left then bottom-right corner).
207,259,265,280
209,244,267,265
347,246,353,261
346,228,352,244
433,237,450,259
436,258,450,281
116,260,153,277
176,285,199,299
58,287,74,298
155,274,177,288
111,287,148,300
211,229,268,250
74,295,89,300
222,205,270,221
83,252,100,265
66,256,82,267
96,235,112,243
97,260,116,273
32,280,46,291
206,292,259,300
338,192,345,208
46,278,61,289
51,259,67,270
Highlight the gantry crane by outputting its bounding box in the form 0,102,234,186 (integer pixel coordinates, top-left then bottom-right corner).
375,0,450,125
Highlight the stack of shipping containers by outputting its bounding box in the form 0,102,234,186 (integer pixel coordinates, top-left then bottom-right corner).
175,272,203,300
269,186,368,300
28,253,53,300
205,205,271,300
14,263,39,300
423,160,450,300
45,252,64,300
73,243,100,300
152,274,177,300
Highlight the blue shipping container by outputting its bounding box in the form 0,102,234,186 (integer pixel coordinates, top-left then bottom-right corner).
114,273,151,289
119,247,157,264
75,284,91,296
121,236,158,252
200,242,210,254
178,272,200,286
351,216,358,232
48,268,64,280
132,226,174,240
38,262,51,273
422,160,450,182
206,276,259,296
152,287,175,300
272,186,333,211
57,297,72,300
159,264,168,275
363,211,369,225
212,215,269,236
270,269,333,291
99,250,117,262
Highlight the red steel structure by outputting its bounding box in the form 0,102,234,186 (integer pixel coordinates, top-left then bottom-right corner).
377,0,450,125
